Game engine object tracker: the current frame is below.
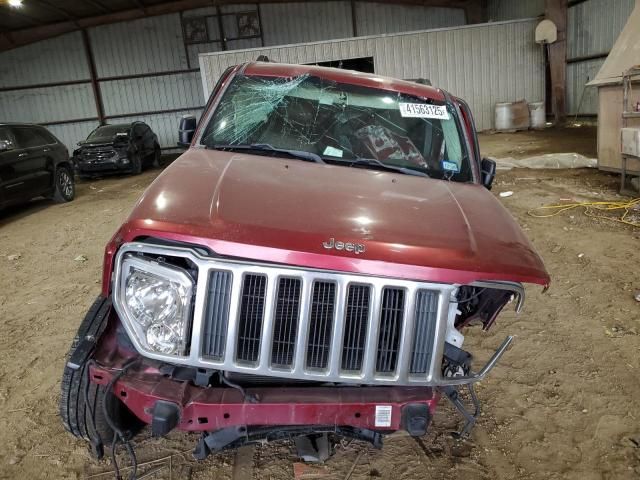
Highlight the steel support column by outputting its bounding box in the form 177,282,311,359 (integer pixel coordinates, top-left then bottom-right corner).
545,0,568,124
81,29,105,126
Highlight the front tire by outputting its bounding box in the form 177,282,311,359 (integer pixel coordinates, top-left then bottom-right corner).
130,151,142,175
59,297,142,454
53,165,75,202
151,142,162,168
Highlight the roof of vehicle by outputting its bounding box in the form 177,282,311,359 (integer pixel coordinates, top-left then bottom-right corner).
94,122,137,129
242,62,447,102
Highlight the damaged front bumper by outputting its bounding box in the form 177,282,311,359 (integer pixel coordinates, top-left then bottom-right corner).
85,334,513,455
90,363,440,433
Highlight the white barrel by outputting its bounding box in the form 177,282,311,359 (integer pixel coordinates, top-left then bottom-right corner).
529,101,546,129
495,102,513,131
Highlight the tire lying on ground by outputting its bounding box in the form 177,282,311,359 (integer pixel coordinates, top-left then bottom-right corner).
59,296,142,455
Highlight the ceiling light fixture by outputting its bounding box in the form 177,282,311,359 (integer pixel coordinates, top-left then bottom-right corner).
8,0,24,7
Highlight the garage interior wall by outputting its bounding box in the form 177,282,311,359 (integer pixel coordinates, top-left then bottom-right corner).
200,19,544,132
488,0,635,117
487,0,544,21
0,1,466,152
567,0,635,115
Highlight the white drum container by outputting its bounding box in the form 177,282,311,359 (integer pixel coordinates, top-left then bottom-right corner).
495,102,514,131
529,101,546,129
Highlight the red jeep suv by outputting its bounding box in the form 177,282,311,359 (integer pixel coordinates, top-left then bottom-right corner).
59,62,549,470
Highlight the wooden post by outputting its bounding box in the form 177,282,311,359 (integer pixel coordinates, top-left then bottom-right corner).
545,0,568,124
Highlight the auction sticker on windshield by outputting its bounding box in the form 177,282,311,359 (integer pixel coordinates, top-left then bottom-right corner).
399,103,450,120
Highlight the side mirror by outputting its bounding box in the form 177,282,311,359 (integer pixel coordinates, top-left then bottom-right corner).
178,115,197,149
0,140,12,152
480,157,496,190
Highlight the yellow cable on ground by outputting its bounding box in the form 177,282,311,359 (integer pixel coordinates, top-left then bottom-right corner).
527,197,640,228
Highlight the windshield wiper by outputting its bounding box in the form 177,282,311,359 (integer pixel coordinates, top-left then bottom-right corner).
336,157,430,178
209,143,324,164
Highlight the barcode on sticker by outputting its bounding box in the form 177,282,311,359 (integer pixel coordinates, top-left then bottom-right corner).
375,405,392,427
399,103,450,120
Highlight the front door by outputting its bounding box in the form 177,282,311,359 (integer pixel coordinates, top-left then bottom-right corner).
11,126,51,197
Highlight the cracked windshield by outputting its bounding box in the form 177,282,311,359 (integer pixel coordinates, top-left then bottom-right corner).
201,73,471,182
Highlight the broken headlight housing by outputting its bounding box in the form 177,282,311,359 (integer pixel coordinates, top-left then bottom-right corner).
115,254,193,356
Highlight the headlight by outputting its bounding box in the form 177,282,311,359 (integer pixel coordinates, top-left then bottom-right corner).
116,254,193,356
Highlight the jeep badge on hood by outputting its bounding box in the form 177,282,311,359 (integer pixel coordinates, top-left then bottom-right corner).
323,237,366,255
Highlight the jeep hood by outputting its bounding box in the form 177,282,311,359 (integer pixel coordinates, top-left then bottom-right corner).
120,149,549,286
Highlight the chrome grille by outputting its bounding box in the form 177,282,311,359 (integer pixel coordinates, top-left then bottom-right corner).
271,278,302,368
202,270,233,360
114,243,460,386
375,288,405,374
236,274,267,364
306,282,336,370
341,285,371,372
410,290,440,374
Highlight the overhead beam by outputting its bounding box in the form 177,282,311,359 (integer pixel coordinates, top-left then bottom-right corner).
31,0,78,23
131,0,147,14
84,0,112,14
0,0,473,52
0,6,43,26
545,0,567,124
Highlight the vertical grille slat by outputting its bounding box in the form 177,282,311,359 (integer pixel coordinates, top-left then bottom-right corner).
202,270,233,360
236,274,267,364
306,281,336,370
375,288,405,374
341,285,371,372
271,277,302,368
410,290,439,374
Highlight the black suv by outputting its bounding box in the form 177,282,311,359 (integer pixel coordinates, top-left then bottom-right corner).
74,122,160,177
0,123,75,210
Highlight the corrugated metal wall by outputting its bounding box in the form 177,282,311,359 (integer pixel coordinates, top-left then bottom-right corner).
0,31,89,87
355,2,465,36
0,30,99,151
487,0,544,21
90,15,187,77
1,85,96,123
261,2,353,45
199,19,544,131
567,0,635,115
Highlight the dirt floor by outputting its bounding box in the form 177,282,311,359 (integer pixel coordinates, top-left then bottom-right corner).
1,127,639,480
478,125,598,159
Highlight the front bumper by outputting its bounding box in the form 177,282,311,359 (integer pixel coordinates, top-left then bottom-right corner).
90,363,439,433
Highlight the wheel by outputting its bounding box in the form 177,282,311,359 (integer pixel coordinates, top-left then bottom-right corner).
53,165,75,202
152,143,162,168
59,296,142,455
130,151,142,175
